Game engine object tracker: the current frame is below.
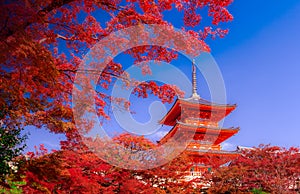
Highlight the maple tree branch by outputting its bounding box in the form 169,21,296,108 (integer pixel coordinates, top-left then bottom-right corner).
59,69,133,83
1,0,76,41
1,0,123,42
99,1,126,11
57,34,73,41
0,15,9,36
39,33,75,44
39,0,75,15
60,71,74,84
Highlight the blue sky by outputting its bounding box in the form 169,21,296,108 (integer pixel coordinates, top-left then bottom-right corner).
215,0,300,149
24,1,300,152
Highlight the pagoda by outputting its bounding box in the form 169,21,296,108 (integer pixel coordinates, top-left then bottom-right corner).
158,60,240,175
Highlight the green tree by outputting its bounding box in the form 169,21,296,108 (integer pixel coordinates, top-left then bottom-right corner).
0,122,27,183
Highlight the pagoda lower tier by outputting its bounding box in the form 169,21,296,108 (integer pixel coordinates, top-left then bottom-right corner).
186,148,240,167
158,121,240,168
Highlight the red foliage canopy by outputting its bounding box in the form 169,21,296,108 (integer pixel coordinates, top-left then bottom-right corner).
0,0,233,133
206,145,300,193
18,134,196,193
1,1,234,191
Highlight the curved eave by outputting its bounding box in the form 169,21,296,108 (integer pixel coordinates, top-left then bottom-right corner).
179,97,237,108
159,99,181,126
159,98,237,126
158,122,239,145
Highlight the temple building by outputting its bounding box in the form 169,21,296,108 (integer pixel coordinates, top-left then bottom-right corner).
158,60,240,176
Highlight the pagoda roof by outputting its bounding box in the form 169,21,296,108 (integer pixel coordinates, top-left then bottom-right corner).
180,97,236,107
158,121,239,145
160,97,236,126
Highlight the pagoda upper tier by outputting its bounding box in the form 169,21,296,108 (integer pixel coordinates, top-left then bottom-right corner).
160,97,237,126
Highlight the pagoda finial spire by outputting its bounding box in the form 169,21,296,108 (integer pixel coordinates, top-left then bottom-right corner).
192,59,200,99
